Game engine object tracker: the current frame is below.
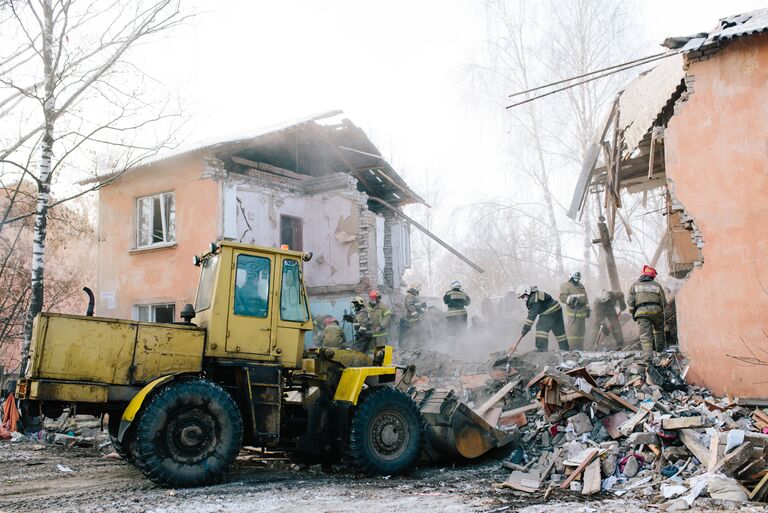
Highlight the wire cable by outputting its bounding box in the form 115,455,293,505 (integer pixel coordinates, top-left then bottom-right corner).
506,51,680,110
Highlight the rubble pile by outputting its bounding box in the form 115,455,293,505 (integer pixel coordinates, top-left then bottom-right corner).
473,349,768,509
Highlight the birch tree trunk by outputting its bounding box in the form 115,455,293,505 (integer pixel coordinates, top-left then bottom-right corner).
21,0,55,373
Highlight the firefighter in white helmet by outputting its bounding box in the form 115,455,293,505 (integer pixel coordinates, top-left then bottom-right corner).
516,286,569,352
559,271,590,350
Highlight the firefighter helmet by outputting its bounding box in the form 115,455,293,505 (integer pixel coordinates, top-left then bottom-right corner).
516,286,531,298
324,316,337,326
351,296,365,307
570,271,582,282
368,290,381,301
450,280,461,290
641,265,657,278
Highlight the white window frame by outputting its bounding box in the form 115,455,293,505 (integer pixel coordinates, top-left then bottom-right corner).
135,192,176,249
133,303,176,323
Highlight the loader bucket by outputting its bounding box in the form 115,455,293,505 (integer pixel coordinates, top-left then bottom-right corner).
412,389,513,462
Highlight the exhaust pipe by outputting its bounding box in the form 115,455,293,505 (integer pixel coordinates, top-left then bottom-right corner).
83,287,95,316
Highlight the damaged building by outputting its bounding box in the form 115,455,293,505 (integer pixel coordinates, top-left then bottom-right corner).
90,110,424,338
570,9,768,398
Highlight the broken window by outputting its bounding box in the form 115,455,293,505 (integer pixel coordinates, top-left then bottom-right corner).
135,303,175,323
136,192,176,248
280,215,302,251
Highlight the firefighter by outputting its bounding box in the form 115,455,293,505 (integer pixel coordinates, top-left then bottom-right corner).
321,317,346,348
516,286,569,352
592,289,626,349
627,265,667,360
559,271,590,350
443,281,470,338
368,290,392,346
345,296,372,352
401,285,426,348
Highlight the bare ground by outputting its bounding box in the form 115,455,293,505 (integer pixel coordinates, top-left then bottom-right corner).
3,441,768,513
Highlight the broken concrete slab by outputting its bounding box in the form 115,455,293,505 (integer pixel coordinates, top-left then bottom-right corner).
627,432,659,446
661,416,713,430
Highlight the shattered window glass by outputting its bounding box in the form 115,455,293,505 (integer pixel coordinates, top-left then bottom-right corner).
136,192,176,248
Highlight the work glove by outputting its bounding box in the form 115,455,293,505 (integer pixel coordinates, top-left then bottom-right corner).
586,307,592,319
521,325,531,336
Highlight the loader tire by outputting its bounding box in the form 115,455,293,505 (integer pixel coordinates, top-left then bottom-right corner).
346,386,423,476
107,412,132,463
130,378,243,488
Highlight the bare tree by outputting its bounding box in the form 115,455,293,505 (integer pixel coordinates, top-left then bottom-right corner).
0,0,189,372
468,0,644,287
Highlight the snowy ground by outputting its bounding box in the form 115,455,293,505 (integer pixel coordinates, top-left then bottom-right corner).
2,442,767,513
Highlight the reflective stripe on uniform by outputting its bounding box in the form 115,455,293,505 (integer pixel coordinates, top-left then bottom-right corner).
524,319,534,327
565,309,588,318
543,303,561,315
555,334,568,342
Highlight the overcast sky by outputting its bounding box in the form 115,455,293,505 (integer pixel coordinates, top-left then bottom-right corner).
136,0,768,218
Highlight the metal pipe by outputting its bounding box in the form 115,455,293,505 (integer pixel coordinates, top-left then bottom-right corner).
366,196,485,274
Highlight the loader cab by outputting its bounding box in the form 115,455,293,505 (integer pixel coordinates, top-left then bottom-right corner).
193,241,313,368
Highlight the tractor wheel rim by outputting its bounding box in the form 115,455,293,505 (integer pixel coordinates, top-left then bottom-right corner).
165,408,218,464
370,411,409,461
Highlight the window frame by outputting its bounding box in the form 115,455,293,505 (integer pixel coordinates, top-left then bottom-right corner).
135,191,176,249
232,254,271,318
134,303,176,323
279,214,303,251
279,258,309,323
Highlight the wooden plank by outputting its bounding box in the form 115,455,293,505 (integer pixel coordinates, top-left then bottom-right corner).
619,402,655,436
678,429,710,467
708,433,725,472
605,391,638,413
230,155,308,181
503,470,541,493
475,380,519,416
499,402,539,419
560,449,599,489
481,406,503,427
662,416,712,430
749,472,768,501
540,448,563,481
582,459,601,496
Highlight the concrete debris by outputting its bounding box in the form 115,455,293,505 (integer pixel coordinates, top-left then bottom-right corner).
439,348,768,507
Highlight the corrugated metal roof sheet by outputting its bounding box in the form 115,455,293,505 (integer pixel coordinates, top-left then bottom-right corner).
681,8,768,52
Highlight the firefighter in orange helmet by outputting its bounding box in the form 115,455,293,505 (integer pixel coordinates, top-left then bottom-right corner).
321,317,346,348
627,265,667,360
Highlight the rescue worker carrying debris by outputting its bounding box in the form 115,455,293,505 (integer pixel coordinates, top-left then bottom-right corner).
627,265,667,360
559,271,590,350
344,296,372,352
443,281,470,338
517,286,569,352
368,290,392,345
592,289,626,349
401,285,426,348
321,317,346,348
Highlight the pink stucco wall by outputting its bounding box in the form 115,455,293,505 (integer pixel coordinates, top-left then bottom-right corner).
96,158,219,320
665,34,768,397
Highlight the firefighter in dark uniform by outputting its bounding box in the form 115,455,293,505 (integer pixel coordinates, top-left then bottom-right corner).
559,271,590,350
401,285,426,348
517,286,569,352
321,317,346,348
627,265,667,360
592,289,626,349
443,281,470,338
344,296,372,352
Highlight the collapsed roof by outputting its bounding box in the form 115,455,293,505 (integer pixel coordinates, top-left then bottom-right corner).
87,110,425,210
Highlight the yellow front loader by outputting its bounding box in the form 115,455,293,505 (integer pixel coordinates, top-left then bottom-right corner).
16,241,510,488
